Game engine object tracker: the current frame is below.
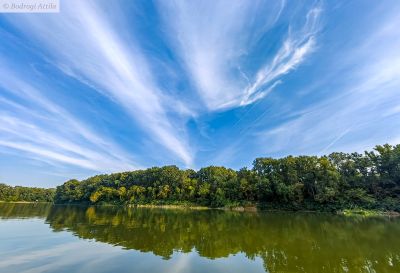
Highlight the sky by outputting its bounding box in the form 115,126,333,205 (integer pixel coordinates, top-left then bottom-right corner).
0,0,400,187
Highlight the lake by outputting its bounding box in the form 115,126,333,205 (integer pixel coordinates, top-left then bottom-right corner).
0,203,399,273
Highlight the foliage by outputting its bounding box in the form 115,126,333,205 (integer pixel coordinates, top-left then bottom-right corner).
0,183,55,202
340,209,387,217
2,143,399,211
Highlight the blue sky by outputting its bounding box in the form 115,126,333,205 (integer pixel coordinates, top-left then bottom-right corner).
1,0,400,187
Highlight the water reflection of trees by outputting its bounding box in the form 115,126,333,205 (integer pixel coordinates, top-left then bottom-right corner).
0,202,52,219
46,205,400,273
1,203,399,273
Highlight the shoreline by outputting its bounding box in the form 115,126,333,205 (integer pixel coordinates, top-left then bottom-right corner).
2,201,399,217
337,208,400,217
0,201,51,204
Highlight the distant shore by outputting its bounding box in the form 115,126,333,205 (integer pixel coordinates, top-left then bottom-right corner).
2,201,399,217
2,144,400,215
131,204,400,217
338,209,400,217
0,200,51,204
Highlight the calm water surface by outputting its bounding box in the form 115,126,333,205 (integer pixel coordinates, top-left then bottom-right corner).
0,203,399,273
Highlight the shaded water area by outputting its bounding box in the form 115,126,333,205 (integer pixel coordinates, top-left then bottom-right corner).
0,203,399,273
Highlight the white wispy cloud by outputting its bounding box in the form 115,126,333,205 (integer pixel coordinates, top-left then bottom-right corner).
255,11,400,156
242,7,320,106
0,62,139,172
208,4,400,164
3,0,193,166
159,0,321,110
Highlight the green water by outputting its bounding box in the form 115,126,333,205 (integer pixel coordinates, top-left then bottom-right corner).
0,203,399,273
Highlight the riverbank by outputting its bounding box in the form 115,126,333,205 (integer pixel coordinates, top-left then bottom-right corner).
0,200,51,204
132,203,260,212
2,200,399,217
338,209,400,217
132,203,209,210
0,201,400,218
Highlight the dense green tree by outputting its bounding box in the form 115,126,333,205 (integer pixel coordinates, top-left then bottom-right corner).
0,183,54,202
3,143,399,212
195,166,237,206
54,179,83,202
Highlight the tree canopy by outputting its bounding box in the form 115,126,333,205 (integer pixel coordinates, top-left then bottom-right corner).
51,144,400,211
0,183,55,202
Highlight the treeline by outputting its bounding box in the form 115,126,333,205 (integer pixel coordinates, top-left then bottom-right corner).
0,183,55,202
54,144,400,211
